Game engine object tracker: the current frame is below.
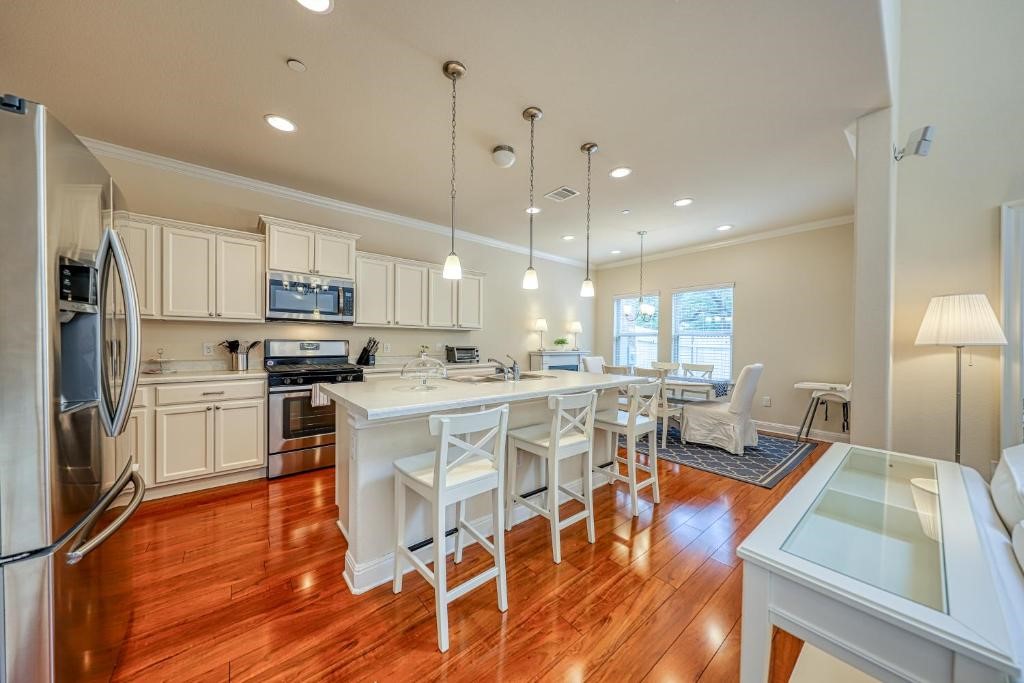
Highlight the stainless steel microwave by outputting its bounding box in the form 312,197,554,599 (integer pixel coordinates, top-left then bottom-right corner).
266,271,354,323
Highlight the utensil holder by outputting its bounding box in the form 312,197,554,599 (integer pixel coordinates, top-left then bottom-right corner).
230,352,249,371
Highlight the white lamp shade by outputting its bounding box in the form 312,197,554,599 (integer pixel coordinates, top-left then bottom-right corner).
533,318,548,332
579,278,595,298
568,321,583,334
441,252,463,280
915,293,1007,346
522,266,539,290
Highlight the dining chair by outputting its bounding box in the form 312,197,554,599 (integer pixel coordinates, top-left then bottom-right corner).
634,367,682,448
681,363,763,455
582,356,606,373
677,363,716,400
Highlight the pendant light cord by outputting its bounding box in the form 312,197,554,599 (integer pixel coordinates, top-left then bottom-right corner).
585,149,592,280
449,75,457,254
639,232,646,306
528,115,535,268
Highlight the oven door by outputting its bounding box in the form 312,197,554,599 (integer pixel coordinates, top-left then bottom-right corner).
266,272,351,322
268,388,337,453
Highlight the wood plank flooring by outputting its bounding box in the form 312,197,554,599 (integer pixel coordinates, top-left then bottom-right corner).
112,439,827,681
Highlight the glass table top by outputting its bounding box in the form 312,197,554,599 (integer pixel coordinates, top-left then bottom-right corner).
782,447,947,612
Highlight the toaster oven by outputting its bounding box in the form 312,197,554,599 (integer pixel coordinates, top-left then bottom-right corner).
445,345,479,364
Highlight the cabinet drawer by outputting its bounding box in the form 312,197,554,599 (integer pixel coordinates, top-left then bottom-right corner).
156,380,265,406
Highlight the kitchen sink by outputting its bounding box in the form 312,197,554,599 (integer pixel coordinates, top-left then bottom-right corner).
446,373,555,383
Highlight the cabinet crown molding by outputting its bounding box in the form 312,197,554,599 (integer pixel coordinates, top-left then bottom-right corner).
114,210,265,242
356,250,485,277
258,215,361,241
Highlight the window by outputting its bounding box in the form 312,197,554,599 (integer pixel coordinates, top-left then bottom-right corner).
613,294,659,368
671,285,733,380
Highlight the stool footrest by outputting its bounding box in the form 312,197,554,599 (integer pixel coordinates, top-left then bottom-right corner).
559,509,591,530
447,566,499,603
458,519,495,557
399,545,435,585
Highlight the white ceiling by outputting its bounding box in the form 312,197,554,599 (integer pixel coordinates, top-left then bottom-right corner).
2,0,889,263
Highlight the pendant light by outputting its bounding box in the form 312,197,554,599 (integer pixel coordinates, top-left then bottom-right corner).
579,142,598,297
441,60,465,280
624,230,655,323
522,106,542,290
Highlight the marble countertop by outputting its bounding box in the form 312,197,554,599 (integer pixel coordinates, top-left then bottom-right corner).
138,369,267,385
361,361,497,375
320,369,638,421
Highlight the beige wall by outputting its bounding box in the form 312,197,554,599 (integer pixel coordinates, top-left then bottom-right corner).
594,224,854,434
890,0,1024,472
97,154,594,367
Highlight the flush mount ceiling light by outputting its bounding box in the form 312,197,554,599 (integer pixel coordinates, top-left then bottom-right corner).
264,115,296,132
286,58,307,73
610,249,622,255
609,167,632,178
522,106,542,290
441,60,466,280
562,235,575,241
295,0,333,13
492,145,515,168
716,224,733,232
579,142,598,298
673,198,694,207
621,209,631,215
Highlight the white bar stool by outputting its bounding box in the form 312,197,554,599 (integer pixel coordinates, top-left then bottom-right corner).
635,367,682,448
392,404,510,653
505,391,599,564
593,381,661,517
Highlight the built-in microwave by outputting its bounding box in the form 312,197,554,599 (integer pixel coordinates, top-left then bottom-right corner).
266,270,354,323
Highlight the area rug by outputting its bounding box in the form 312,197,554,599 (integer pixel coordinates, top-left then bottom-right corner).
618,426,815,488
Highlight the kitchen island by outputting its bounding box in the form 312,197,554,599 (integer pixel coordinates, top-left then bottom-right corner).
320,369,637,593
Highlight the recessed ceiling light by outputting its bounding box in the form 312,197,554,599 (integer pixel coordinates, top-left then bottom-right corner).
295,0,333,13
620,209,631,215
286,58,307,73
609,167,632,178
716,224,733,232
561,235,575,241
610,249,622,255
525,206,541,214
264,115,296,132
673,198,694,207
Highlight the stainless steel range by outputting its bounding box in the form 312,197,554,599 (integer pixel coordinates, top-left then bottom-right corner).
264,340,363,478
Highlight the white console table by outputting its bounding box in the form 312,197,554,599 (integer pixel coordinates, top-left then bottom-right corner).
738,443,1020,683
528,350,589,372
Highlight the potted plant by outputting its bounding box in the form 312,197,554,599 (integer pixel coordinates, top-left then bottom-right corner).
553,337,570,349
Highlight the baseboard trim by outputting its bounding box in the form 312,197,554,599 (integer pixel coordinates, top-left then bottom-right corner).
112,467,267,507
754,420,847,444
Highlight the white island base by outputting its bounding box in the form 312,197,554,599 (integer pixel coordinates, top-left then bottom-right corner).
321,370,636,594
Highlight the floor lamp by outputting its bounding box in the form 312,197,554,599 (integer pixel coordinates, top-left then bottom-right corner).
915,293,1006,463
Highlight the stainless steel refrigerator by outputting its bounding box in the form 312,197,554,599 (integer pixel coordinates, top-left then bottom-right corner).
0,94,144,681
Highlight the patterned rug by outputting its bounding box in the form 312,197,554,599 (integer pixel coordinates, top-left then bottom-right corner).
618,425,815,488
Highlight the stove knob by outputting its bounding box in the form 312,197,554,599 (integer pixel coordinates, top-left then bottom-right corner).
282,377,291,385
296,377,304,384
336,375,343,382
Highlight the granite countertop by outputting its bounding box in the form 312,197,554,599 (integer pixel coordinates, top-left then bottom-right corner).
320,369,638,421
138,369,267,385
361,361,497,375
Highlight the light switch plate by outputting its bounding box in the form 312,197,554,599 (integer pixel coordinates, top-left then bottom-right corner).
203,342,215,356
761,396,771,407
382,343,392,353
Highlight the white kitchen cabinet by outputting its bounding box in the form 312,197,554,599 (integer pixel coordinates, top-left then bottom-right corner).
162,227,216,319
315,231,356,279
115,219,160,317
216,235,263,320
394,262,428,327
427,267,457,328
457,273,484,329
355,254,394,326
214,399,265,471
105,407,153,491
155,403,215,483
262,216,358,279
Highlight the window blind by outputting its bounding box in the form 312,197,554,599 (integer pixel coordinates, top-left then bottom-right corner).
671,286,733,380
613,294,659,368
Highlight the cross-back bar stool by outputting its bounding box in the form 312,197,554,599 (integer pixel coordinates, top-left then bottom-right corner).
593,381,661,516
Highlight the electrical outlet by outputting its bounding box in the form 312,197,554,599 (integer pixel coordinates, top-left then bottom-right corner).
203,342,215,357
761,396,772,407
382,343,392,353
435,342,444,351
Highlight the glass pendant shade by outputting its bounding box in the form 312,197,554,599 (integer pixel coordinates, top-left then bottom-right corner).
442,252,462,280
639,300,656,316
580,278,595,297
522,266,539,290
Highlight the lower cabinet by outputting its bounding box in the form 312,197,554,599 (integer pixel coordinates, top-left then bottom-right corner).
108,407,154,490
155,397,265,484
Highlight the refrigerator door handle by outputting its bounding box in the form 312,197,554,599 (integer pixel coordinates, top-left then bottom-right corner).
66,464,145,565
96,221,141,437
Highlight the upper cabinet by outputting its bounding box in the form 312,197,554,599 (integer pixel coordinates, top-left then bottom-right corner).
355,254,393,326
216,235,263,320
427,267,456,328
114,218,160,317
394,262,428,327
457,273,484,329
261,216,358,280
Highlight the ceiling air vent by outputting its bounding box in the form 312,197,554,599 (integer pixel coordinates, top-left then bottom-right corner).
544,186,579,202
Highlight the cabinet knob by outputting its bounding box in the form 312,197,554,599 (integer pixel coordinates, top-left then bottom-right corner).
206,406,212,411
217,312,222,316
208,311,214,317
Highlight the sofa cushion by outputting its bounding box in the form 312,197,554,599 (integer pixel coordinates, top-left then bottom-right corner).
1015,522,1024,574
992,444,1024,532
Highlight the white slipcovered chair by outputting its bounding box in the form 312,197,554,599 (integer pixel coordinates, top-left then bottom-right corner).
582,356,606,373
680,363,763,455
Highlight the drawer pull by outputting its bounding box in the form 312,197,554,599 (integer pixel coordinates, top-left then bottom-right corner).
202,391,226,396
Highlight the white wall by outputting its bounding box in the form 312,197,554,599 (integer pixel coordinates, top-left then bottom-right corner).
96,153,595,367
890,0,1024,472
594,223,854,435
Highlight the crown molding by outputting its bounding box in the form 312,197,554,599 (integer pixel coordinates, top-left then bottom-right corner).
82,137,586,268
595,214,854,270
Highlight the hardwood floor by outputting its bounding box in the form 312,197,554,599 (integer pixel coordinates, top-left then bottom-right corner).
112,439,827,681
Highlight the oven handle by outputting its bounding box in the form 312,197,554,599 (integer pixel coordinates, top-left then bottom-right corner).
268,386,315,396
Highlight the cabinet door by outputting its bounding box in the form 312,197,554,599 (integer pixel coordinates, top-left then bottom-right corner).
394,262,428,327
427,267,457,328
162,227,216,318
214,399,265,472
216,235,264,320
315,232,355,279
457,273,484,329
111,408,153,488
355,255,394,326
155,404,215,482
116,221,160,317
267,224,315,274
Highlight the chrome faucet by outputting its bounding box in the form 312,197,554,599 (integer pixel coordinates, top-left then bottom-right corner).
506,354,521,381
487,355,521,381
